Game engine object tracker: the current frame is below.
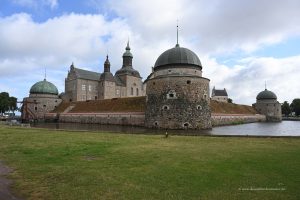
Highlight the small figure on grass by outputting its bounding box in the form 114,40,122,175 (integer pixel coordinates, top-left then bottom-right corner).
165,129,169,138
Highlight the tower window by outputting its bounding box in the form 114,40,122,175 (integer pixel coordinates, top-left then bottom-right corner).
153,82,155,85
183,122,189,128
131,87,133,95
34,106,37,111
162,105,170,110
187,80,191,84
167,90,177,99
136,88,139,96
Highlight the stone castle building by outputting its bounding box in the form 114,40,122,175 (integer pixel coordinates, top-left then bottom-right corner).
21,79,62,121
21,35,280,128
211,87,228,102
64,42,145,102
253,88,282,122
145,42,211,129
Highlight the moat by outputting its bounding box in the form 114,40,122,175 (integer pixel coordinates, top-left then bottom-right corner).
31,121,300,137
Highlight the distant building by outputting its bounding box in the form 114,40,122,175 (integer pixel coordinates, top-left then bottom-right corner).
211,87,228,102
21,79,62,121
64,41,145,102
253,88,282,122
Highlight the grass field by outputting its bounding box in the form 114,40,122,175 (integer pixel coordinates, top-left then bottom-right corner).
0,125,299,200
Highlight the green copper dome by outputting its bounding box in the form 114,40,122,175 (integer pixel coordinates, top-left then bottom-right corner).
256,89,277,100
154,44,202,70
30,79,58,95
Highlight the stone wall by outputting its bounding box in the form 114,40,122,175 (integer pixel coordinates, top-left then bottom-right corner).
58,112,145,126
45,112,266,128
145,75,211,129
253,99,282,122
22,94,62,121
211,114,266,126
211,96,228,103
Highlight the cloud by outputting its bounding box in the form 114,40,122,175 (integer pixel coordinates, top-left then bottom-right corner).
12,0,58,9
105,0,300,55
205,55,300,105
1,0,300,106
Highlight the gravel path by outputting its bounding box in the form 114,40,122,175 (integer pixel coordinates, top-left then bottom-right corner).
0,161,23,200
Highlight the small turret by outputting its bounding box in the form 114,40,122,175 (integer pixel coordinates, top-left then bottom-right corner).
104,55,110,73
122,40,133,68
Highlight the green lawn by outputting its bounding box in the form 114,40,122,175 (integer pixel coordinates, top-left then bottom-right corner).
0,125,299,200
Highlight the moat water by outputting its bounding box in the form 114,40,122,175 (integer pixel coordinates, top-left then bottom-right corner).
30,121,300,137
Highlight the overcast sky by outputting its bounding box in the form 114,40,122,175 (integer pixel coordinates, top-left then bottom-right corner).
0,0,300,105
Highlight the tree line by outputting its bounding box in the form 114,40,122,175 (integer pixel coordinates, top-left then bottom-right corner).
282,99,300,117
0,92,18,115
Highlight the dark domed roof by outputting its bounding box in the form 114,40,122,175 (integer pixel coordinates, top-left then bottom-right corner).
154,44,202,69
115,67,141,78
30,79,58,95
256,89,277,100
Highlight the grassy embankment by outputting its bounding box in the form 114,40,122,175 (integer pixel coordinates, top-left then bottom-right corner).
0,125,299,200
52,97,257,115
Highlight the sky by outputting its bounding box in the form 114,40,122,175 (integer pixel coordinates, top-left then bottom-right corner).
0,0,300,106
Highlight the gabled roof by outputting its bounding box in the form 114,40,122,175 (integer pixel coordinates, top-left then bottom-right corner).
212,88,228,97
74,67,101,81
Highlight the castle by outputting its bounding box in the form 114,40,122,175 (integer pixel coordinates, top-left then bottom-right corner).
63,42,145,102
21,37,282,128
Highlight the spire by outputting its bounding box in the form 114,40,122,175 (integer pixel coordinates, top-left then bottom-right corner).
126,39,130,50
265,81,267,90
176,20,179,47
70,62,75,69
104,54,110,72
44,68,47,81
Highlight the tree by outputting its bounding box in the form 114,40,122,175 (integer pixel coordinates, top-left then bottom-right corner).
9,97,18,114
0,92,18,115
281,101,291,116
291,98,300,116
0,92,9,115
227,98,233,103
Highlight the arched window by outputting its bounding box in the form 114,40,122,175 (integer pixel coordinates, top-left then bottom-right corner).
136,88,139,96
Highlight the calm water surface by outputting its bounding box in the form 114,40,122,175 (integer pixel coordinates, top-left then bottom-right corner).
31,121,300,137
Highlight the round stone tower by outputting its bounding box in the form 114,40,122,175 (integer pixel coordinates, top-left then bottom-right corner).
253,88,282,122
22,79,62,121
145,42,211,129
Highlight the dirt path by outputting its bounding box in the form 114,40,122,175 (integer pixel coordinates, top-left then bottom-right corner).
0,161,23,200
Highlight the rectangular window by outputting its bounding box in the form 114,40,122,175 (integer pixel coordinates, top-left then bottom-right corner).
116,89,120,95
136,88,139,96
82,84,86,91
88,85,92,92
131,87,133,95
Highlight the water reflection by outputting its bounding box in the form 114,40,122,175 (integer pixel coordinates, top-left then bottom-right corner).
212,121,300,136
31,121,300,137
